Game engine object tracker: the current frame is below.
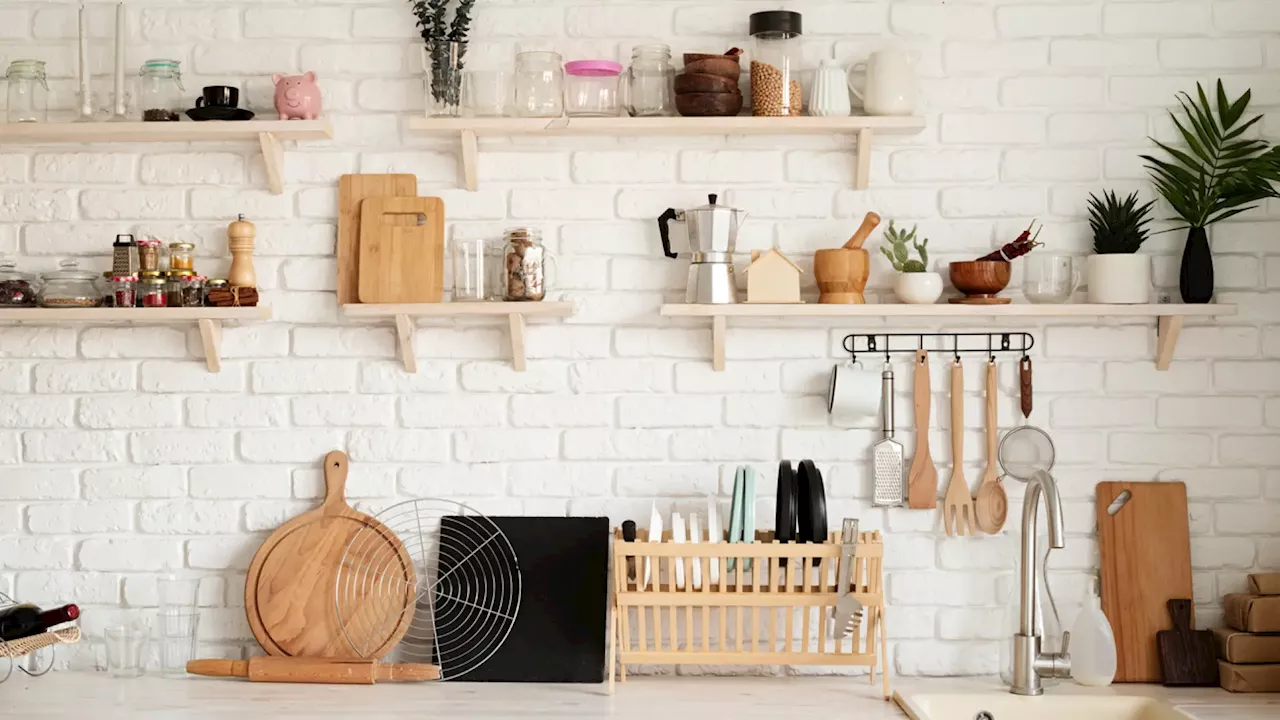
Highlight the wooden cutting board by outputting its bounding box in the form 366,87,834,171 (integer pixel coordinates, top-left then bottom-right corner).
1096,481,1192,683
245,451,415,659
357,196,445,304
1158,598,1219,686
337,174,417,305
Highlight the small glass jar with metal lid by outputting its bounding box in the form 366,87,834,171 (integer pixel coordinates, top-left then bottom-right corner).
204,278,228,306
38,260,103,308
140,276,167,308
165,270,193,307
5,60,49,123
749,11,803,117
139,59,184,121
168,242,195,271
502,227,554,302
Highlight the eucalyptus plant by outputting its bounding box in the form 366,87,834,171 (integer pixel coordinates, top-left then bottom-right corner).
410,0,476,107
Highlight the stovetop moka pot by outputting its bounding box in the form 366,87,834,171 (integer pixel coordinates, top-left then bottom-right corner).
658,194,747,304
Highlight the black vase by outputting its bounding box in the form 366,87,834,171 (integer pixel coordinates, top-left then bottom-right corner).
1179,227,1213,303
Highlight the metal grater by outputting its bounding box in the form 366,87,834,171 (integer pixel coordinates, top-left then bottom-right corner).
872,363,905,507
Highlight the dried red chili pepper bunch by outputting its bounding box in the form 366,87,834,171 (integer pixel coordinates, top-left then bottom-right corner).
975,220,1043,262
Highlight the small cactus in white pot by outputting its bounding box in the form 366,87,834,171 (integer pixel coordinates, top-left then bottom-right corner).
880,221,942,304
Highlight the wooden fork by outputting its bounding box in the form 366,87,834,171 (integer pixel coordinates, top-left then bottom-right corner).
943,358,976,536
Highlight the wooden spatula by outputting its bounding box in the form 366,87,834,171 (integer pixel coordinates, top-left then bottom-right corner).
974,360,1008,534
942,359,975,536
907,350,938,509
1157,598,1219,686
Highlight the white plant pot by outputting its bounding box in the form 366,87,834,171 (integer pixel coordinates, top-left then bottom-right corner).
1087,254,1151,304
895,272,943,304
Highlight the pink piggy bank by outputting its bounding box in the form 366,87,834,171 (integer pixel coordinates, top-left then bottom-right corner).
272,72,322,120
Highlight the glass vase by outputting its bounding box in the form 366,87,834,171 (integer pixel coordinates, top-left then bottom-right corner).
423,40,465,118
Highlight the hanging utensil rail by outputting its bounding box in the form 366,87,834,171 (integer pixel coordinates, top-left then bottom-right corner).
842,332,1034,362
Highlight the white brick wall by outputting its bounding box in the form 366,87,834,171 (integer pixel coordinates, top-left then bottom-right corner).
0,0,1277,677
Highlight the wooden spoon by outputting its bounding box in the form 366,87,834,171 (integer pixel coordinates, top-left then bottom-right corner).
974,360,1008,534
942,359,975,536
907,350,938,509
843,211,881,250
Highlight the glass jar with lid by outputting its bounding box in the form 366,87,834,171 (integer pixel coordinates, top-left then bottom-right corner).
137,239,163,273
138,59,184,122
625,44,676,117
514,51,564,118
204,278,228,306
564,60,623,117
503,227,555,302
38,260,103,308
179,275,205,307
5,60,49,123
165,270,193,307
140,277,167,308
168,242,195,271
111,276,138,309
0,259,39,307
749,11,803,117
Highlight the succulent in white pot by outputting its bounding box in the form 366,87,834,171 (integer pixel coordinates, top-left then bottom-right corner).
880,222,942,304
1086,190,1154,304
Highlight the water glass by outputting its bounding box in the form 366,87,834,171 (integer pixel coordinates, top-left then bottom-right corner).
462,70,512,117
452,237,491,301
104,623,150,678
1024,255,1080,304
155,610,199,678
158,574,199,612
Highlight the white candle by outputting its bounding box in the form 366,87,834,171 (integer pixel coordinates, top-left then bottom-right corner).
112,3,125,117
77,4,91,117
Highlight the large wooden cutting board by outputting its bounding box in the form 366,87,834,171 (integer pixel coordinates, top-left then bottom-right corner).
245,451,415,659
357,196,445,304
337,174,417,305
1096,481,1192,683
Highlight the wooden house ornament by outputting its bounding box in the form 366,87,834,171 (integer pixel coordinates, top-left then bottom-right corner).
746,248,804,303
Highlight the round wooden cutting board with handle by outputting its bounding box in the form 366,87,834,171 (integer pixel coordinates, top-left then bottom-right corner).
245,451,415,659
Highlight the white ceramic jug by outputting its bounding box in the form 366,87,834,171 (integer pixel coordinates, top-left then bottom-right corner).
848,50,917,116
809,59,852,117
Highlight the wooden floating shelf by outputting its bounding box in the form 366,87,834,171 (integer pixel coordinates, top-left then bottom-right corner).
408,115,926,191
0,120,333,195
342,302,576,373
660,303,1238,372
0,306,271,373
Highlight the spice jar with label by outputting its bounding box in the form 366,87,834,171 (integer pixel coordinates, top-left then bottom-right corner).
503,227,554,302
38,260,103,308
168,242,194,271
140,277,167,308
165,270,193,307
137,239,163,273
111,275,138,308
203,278,228,306
0,260,39,307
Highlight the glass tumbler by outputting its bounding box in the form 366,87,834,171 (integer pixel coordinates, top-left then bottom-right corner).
1024,255,1080,304
155,609,200,678
452,237,491,302
158,574,200,611
104,623,150,678
514,51,564,118
462,70,512,117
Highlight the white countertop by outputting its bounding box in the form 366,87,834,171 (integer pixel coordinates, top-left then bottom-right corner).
3,673,1274,719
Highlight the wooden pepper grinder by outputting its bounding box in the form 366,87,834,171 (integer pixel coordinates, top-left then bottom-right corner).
227,214,256,288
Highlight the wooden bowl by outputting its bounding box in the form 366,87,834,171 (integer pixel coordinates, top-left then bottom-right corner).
676,92,743,117
675,72,740,94
948,261,1012,304
814,248,870,304
682,56,741,80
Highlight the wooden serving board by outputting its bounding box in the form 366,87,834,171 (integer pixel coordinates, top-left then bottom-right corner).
337,174,418,305
245,451,414,659
357,196,445,304
1096,481,1192,683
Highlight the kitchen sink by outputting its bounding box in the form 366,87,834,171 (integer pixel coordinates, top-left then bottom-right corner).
894,692,1189,720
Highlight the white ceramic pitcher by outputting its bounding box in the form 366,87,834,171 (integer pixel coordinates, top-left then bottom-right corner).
847,49,917,116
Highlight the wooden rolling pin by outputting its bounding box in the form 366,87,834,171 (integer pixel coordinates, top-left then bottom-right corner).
843,211,881,250
186,657,439,684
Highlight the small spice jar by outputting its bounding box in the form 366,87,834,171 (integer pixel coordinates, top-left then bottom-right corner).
137,239,163,273
111,275,138,308
179,275,205,307
503,227,553,302
138,59,184,122
168,242,194,271
0,259,39,307
204,278,228,307
140,277,167,308
165,270,193,307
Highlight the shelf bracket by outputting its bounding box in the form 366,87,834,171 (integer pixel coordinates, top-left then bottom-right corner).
712,315,727,372
394,314,418,373
508,313,527,371
460,129,478,192
259,132,285,195
1155,315,1183,371
854,128,873,190
198,319,222,373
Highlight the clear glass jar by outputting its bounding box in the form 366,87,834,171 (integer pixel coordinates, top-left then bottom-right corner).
138,59,184,122
111,275,138,309
204,278,228,306
0,259,39,307
514,51,564,118
749,11,803,117
626,44,676,117
179,275,205,307
38,260,103,308
165,270,193,307
564,60,623,117
503,227,554,302
5,60,49,123
138,239,163,273
168,242,194,271
141,277,167,308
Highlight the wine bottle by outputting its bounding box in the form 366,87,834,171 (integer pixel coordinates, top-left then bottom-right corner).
0,603,80,642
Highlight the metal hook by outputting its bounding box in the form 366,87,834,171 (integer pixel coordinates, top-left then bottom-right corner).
988,335,995,363
954,335,960,362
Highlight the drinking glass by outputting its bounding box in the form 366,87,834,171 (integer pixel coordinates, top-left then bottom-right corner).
104,623,149,678
452,236,490,301
155,610,199,678
462,70,512,117
1024,255,1080,304
157,574,199,612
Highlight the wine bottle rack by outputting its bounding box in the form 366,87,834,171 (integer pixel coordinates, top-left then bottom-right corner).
0,592,81,684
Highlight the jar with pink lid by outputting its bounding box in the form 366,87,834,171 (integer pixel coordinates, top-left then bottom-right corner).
564,60,622,117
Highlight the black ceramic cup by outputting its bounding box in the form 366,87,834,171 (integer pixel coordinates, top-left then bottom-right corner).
196,86,239,109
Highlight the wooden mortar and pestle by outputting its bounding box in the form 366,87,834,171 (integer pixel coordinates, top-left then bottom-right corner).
814,212,880,303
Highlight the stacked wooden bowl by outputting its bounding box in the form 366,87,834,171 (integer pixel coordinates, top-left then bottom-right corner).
676,52,743,117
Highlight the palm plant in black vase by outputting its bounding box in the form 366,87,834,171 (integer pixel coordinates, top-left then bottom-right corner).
410,0,475,116
1141,80,1280,303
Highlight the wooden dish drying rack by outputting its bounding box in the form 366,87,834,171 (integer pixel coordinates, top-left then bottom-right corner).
610,529,887,697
